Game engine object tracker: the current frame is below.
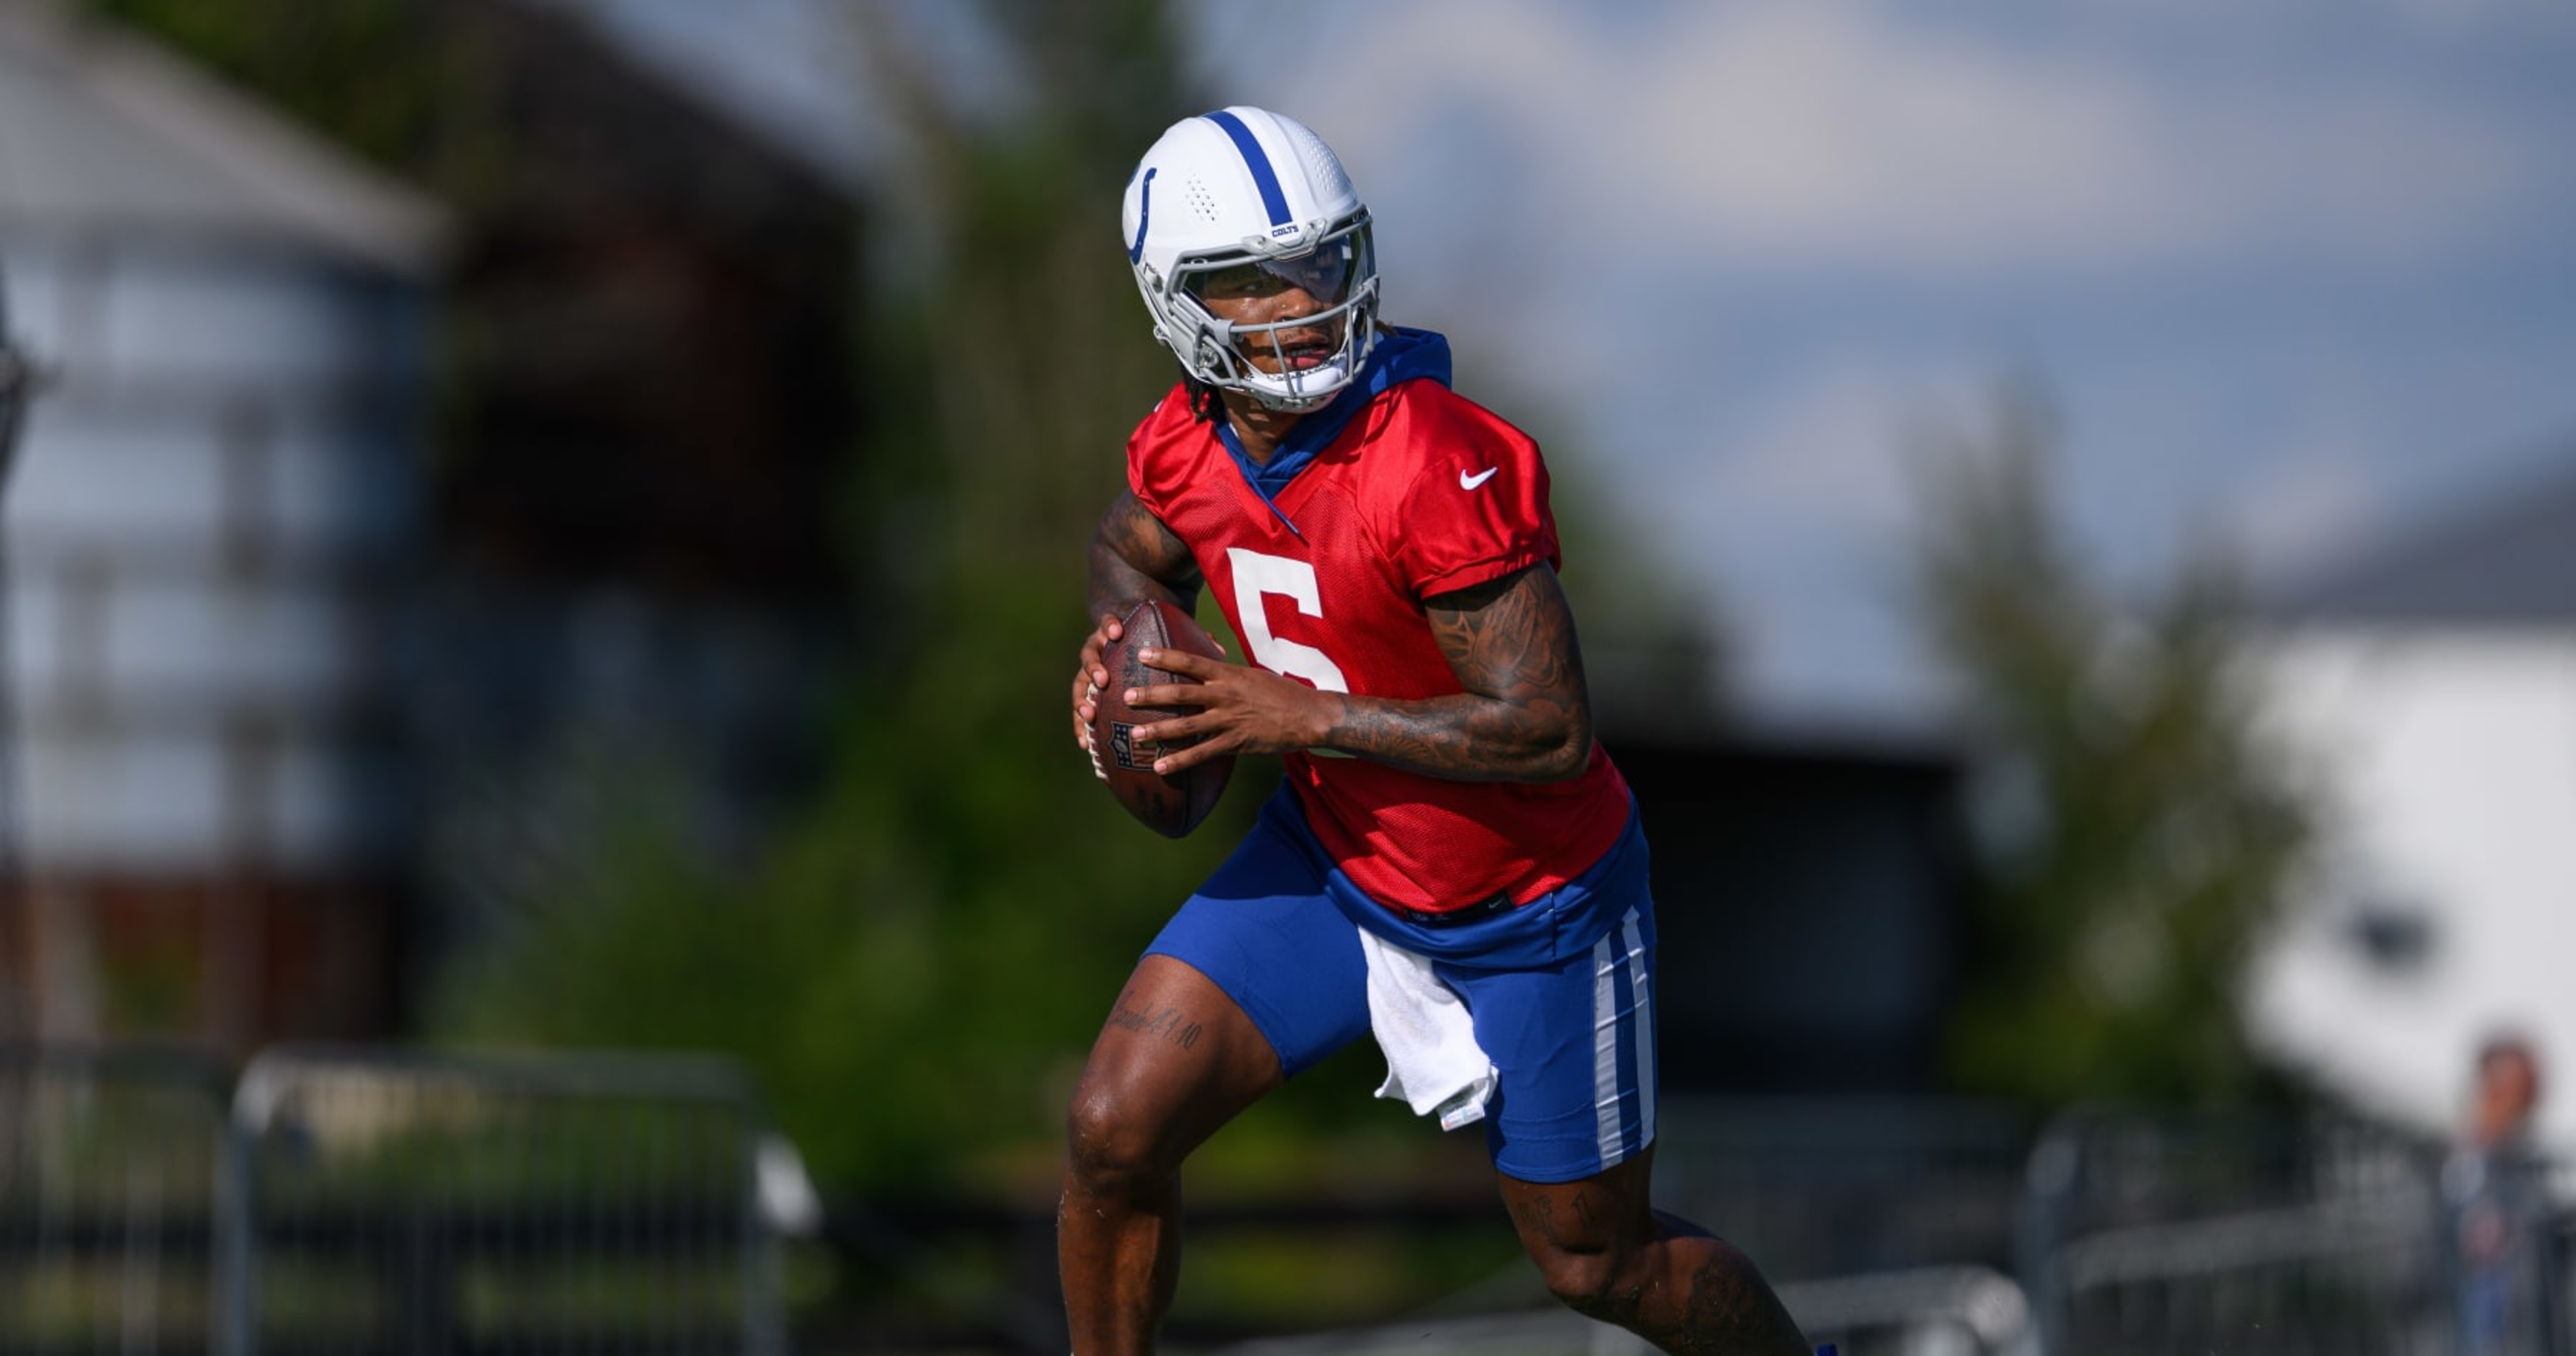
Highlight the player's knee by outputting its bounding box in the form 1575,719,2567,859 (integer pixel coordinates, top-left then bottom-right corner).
1527,1244,1639,1322
1062,1083,1180,1191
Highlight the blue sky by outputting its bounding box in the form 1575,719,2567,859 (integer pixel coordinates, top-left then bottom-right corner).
559,0,2576,730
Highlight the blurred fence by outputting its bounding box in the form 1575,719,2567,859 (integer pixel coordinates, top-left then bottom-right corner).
230,1045,812,1356
1205,1101,2576,1356
0,1042,810,1356
1652,1096,2034,1279
16,1058,2576,1355
2017,1108,2458,1356
1221,1264,2032,1356
0,1045,233,1355
1201,1097,2038,1356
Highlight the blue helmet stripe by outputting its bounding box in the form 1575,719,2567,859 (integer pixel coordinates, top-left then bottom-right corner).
1201,109,1293,228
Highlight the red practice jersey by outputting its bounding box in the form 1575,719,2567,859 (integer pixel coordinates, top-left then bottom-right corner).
1125,334,1632,915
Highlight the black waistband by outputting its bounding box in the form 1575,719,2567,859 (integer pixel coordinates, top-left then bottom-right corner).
1386,890,1517,928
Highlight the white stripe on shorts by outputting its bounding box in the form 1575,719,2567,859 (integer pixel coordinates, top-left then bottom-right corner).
1592,906,1651,1168
1624,909,1656,1147
1592,924,1622,1164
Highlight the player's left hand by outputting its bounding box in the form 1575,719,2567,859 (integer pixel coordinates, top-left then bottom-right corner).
1126,647,1334,775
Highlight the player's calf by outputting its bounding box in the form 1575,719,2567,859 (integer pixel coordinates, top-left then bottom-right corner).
1502,1159,1809,1355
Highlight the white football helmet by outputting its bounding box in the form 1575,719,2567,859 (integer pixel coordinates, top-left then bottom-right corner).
1121,107,1380,412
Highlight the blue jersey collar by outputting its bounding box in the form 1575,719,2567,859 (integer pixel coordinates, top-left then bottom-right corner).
1212,327,1453,520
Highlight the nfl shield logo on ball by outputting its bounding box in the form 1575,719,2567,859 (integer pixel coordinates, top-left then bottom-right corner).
1110,721,1156,772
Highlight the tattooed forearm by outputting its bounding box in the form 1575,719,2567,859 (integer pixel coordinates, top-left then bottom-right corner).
1316,563,1595,782
1088,490,1201,622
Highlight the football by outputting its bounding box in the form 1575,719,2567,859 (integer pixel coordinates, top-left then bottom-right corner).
1090,598,1234,838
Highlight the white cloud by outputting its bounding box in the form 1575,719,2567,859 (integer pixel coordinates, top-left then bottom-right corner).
1299,0,2550,277
1186,0,2576,723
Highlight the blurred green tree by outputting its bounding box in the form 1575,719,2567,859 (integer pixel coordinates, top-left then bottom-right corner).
1914,388,2310,1107
79,0,1239,1187
77,0,514,202
437,0,1258,1191
87,0,1724,1195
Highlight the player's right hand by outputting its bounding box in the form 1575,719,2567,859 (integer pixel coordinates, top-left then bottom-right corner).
1072,612,1124,755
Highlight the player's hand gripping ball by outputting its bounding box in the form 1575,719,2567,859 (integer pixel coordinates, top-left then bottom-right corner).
1088,599,1234,837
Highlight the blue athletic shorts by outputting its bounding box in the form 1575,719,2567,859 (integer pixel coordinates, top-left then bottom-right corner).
1145,782,1659,1184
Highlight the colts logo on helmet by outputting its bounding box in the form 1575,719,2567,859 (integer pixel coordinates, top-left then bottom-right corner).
1128,167,1157,264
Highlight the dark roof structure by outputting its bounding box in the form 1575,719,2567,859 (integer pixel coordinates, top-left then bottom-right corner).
0,0,445,271
2259,450,2576,625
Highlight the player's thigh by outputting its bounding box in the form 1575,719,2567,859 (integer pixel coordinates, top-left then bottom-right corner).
1139,788,1373,1080
1448,902,1659,1184
1068,788,1372,1170
1067,953,1286,1171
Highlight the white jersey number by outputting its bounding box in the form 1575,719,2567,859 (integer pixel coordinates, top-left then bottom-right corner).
1226,548,1350,694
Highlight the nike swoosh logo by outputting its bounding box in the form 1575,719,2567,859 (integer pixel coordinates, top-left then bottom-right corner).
1460,466,1500,490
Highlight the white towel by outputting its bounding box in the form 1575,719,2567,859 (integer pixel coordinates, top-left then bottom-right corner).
1356,930,1497,1132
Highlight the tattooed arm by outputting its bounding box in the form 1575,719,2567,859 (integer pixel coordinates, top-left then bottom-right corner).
1072,492,1204,751
1129,563,1595,784
1087,490,1201,623
1329,562,1595,781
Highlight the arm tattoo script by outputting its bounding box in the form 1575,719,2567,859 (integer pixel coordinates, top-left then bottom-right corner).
1319,563,1595,782
1088,490,1201,621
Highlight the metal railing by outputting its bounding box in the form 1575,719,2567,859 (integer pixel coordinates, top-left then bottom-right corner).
1652,1096,2033,1279
2018,1107,2455,1356
1213,1103,2575,1356
0,1044,233,1356
20,1056,2576,1356
228,1045,811,1356
1203,1096,2041,1356
0,1043,811,1356
1216,1264,2033,1356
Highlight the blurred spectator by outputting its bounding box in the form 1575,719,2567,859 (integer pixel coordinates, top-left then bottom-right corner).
2444,1032,2552,1356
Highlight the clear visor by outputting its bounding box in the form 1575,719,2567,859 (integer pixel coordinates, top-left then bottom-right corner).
1178,229,1363,310
1156,219,1378,409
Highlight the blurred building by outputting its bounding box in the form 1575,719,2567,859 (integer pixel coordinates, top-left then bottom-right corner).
0,0,866,1048
2247,451,2576,1145
1603,714,1971,1096
358,0,864,996
0,0,445,1048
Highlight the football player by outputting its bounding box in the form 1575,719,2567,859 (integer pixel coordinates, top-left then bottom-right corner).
1064,106,1810,1355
